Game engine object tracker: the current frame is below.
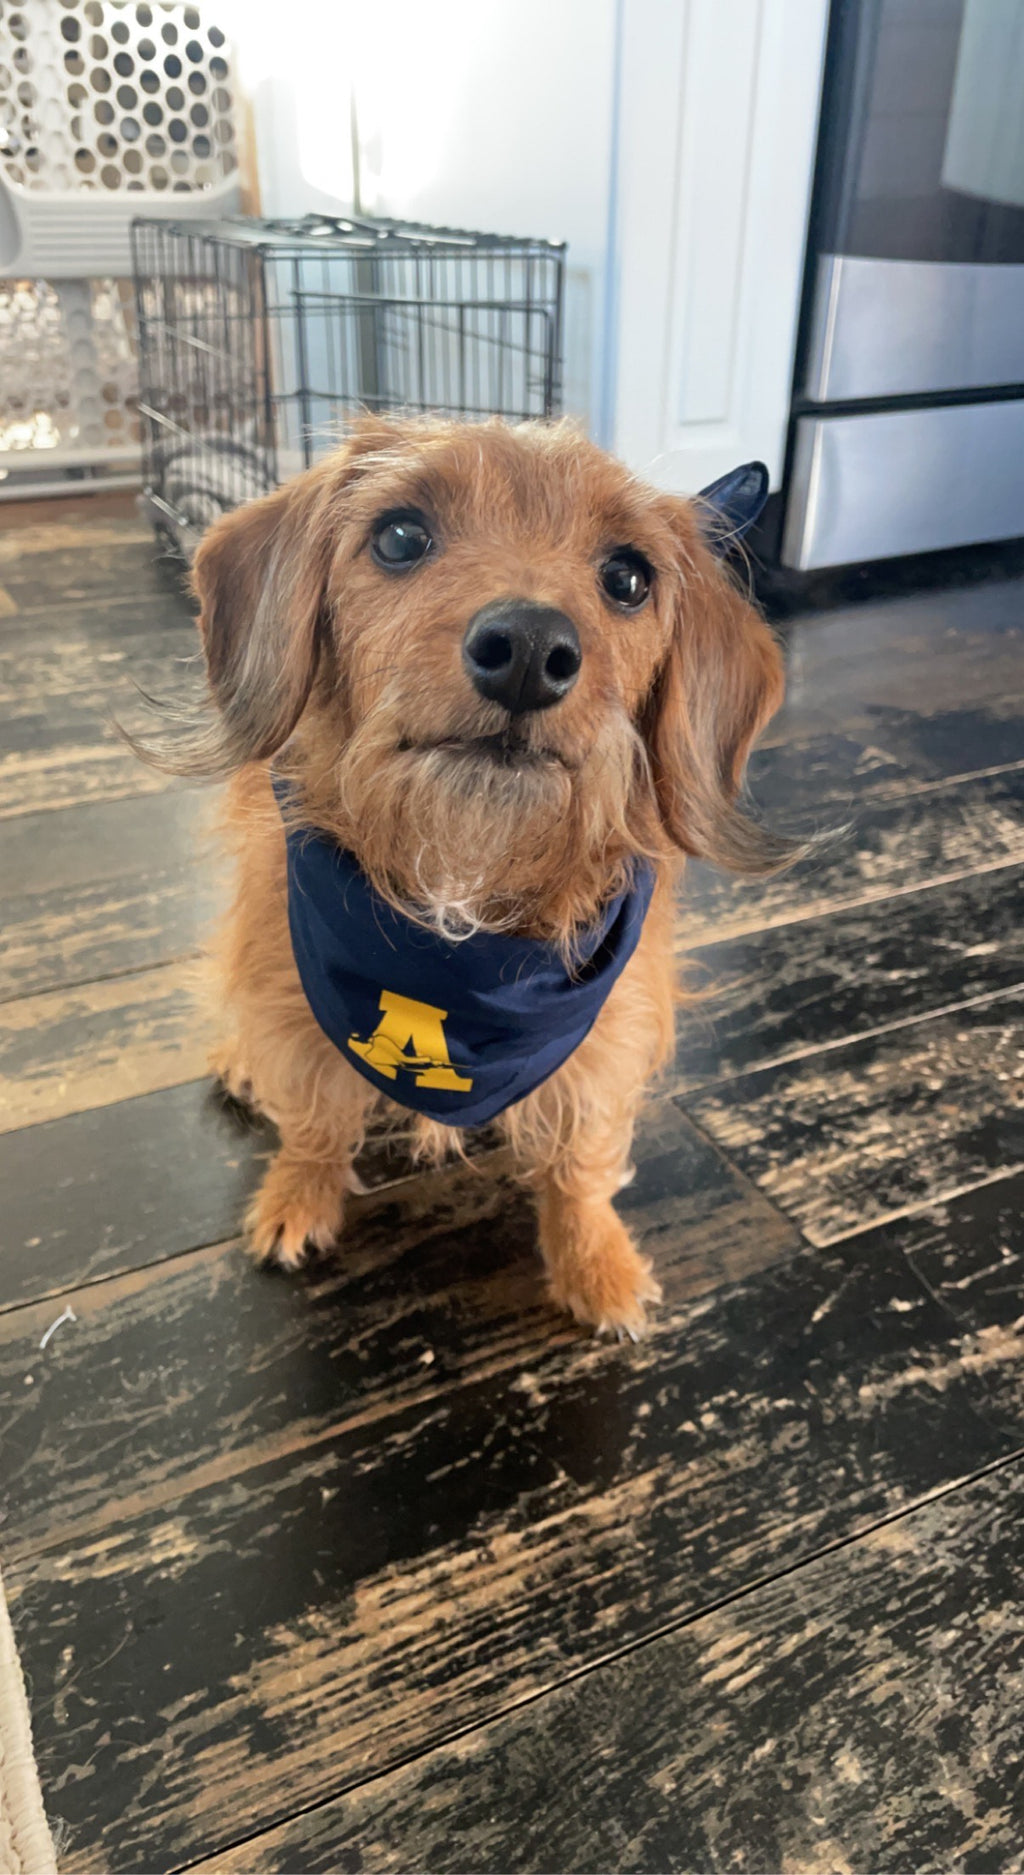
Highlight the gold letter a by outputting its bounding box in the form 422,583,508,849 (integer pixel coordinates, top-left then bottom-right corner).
348,990,473,1090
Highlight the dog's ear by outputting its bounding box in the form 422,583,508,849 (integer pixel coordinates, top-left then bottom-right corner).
191,457,341,767
127,414,426,779
643,499,792,874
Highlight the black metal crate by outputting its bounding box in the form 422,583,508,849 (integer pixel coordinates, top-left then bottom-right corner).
131,212,566,555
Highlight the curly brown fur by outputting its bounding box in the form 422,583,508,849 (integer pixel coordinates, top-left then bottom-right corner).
141,415,794,1335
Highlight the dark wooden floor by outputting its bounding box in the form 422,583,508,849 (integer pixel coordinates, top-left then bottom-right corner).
2,505,1023,1874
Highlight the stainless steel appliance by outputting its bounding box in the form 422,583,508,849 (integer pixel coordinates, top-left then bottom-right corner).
783,0,1024,569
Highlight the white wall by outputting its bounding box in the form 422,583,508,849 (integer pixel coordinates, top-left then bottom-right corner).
360,0,619,434
218,0,357,214
225,0,617,434
225,0,825,487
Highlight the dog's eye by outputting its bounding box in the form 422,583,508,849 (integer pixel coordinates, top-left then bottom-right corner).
600,549,652,611
371,511,434,569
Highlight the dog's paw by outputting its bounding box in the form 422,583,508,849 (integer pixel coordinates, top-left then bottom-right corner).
209,1043,256,1109
246,1159,343,1272
547,1215,662,1342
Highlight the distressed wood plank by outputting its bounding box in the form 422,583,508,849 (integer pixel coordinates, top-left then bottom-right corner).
680,990,1024,1247
7,1172,1024,1873
746,722,1024,822
0,686,196,777
675,862,1024,1089
0,544,198,812
0,960,205,1131
0,628,202,817
0,596,196,686
0,513,147,552
0,620,199,712
854,699,1024,790
0,1081,270,1310
0,789,217,1000
764,576,1024,748
0,748,178,819
0,536,185,612
744,730,919,817
0,783,208,904
211,1461,1024,1875
0,1102,798,1553
0,649,198,816
677,765,1024,946
853,1172,1024,1441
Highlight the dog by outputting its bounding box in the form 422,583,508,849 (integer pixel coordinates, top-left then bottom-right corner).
153,415,791,1338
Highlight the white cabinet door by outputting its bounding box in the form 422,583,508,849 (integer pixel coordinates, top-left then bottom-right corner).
611,0,827,492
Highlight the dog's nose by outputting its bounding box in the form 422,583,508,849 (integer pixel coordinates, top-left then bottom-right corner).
462,600,582,715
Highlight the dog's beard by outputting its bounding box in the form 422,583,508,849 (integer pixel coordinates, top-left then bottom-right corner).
305,690,656,945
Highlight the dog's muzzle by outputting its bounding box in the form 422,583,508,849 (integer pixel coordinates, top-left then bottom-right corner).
462,599,581,715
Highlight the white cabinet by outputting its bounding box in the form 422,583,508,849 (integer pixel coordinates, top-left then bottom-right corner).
611,0,828,491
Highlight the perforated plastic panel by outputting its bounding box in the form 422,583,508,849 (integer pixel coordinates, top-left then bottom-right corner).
0,0,237,194
0,0,240,490
0,275,138,465
0,0,241,275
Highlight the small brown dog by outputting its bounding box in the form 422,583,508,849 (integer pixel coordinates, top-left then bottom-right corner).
161,416,790,1337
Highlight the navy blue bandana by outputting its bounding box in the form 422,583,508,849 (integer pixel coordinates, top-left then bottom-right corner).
697,461,769,549
275,785,655,1127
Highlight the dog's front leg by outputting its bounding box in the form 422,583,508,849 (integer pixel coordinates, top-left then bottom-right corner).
245,1046,374,1272
533,1162,661,1340
510,933,672,1338
249,1145,350,1270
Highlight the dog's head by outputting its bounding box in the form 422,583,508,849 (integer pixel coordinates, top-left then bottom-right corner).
185,416,788,937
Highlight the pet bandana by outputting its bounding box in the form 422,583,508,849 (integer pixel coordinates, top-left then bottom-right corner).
273,461,763,1125
276,780,656,1126
697,460,769,546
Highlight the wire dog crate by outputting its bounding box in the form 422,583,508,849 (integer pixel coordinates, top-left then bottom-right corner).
131,212,566,555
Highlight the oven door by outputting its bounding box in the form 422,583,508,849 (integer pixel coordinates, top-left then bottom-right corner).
799,0,1024,402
